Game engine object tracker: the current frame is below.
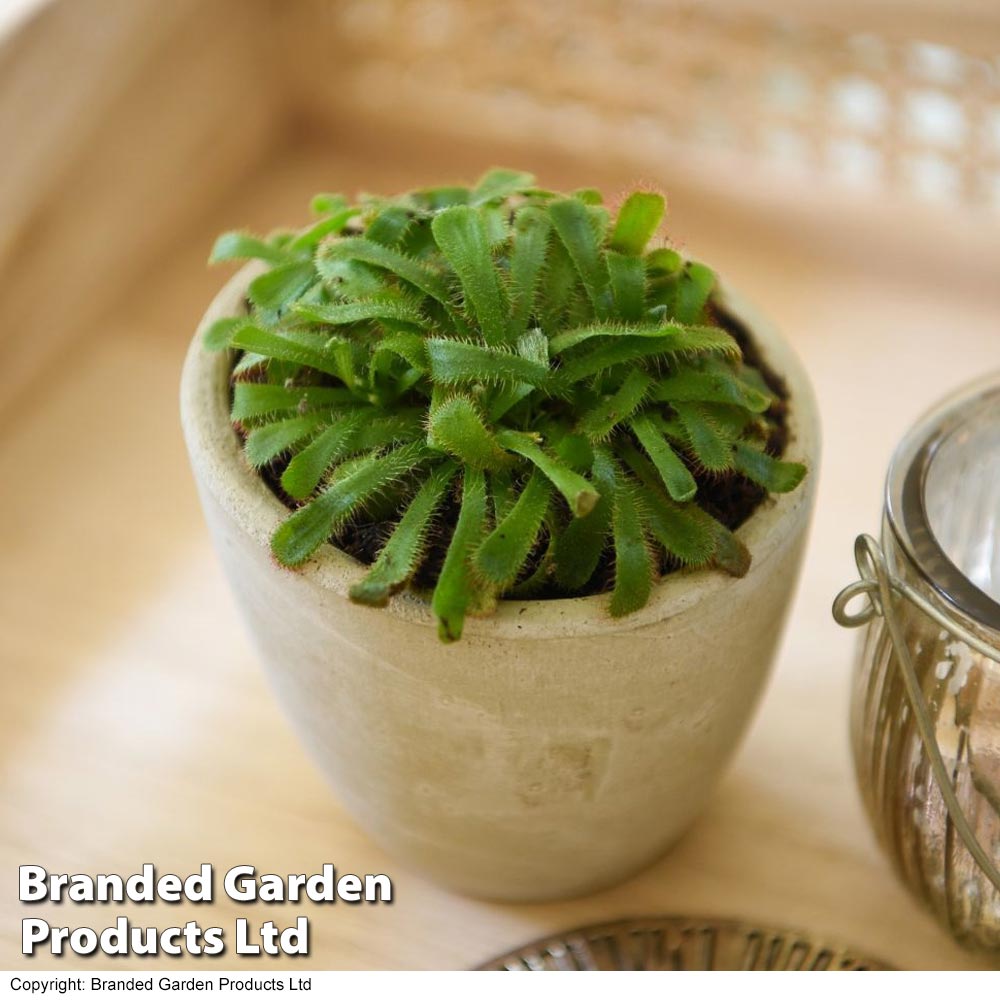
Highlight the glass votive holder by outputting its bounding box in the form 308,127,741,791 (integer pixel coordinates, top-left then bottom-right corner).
834,374,1000,950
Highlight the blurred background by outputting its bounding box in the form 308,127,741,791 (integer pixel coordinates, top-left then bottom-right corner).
1,0,998,970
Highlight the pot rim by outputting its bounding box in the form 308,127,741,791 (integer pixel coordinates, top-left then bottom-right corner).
181,263,820,640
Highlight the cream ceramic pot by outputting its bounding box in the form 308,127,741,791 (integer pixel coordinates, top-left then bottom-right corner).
181,267,820,901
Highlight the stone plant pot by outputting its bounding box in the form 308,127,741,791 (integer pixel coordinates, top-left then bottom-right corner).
181,265,820,902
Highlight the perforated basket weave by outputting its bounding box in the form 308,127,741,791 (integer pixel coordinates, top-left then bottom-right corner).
287,0,1000,213
2,0,998,402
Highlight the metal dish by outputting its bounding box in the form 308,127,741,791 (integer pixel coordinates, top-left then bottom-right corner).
479,916,890,970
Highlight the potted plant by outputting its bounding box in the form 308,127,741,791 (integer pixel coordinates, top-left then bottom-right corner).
181,170,819,901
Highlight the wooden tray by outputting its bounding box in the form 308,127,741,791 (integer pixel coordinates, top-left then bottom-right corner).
1,0,999,970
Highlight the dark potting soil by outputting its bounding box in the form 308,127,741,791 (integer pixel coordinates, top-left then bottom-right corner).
243,307,792,599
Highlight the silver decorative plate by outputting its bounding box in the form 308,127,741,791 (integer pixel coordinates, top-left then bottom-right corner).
480,916,891,971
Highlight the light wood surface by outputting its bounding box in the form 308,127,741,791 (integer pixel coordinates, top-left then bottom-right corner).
2,131,999,972
2,0,1000,973
0,0,279,408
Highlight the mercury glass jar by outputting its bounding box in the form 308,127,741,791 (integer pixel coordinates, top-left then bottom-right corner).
834,375,1000,950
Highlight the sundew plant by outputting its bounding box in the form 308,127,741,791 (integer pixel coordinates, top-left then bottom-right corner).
205,170,805,641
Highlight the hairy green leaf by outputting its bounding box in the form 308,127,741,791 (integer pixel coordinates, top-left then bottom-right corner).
507,515,558,598
350,462,456,606
364,205,412,246
292,296,427,328
610,191,665,255
549,197,611,319
673,402,734,472
230,325,347,381
351,412,425,451
280,415,364,499
248,262,315,313
471,168,536,204
244,412,327,468
271,443,427,566
630,414,698,502
553,449,614,590
203,316,245,351
641,486,718,566
577,369,652,440
315,255,389,299
289,207,359,252
430,395,510,469
537,236,579,331
231,351,268,377
606,251,646,321
734,442,806,493
645,247,683,276
497,431,599,516
652,363,772,412
371,332,428,373
320,335,358,389
672,262,715,324
573,188,603,205
310,193,347,215
487,330,550,420
554,431,594,472
474,471,552,588
209,231,291,265
489,468,516,521
432,469,488,642
710,520,751,576
431,206,508,345
418,185,470,210
550,322,738,357
426,338,549,387
552,327,737,389
480,203,512,246
317,237,453,308
609,463,653,617
507,206,551,339
231,382,354,422
619,441,717,565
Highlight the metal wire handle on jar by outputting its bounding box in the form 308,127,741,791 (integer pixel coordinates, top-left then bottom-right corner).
833,533,1000,893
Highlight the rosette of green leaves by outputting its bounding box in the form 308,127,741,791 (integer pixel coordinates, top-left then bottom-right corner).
206,170,805,641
